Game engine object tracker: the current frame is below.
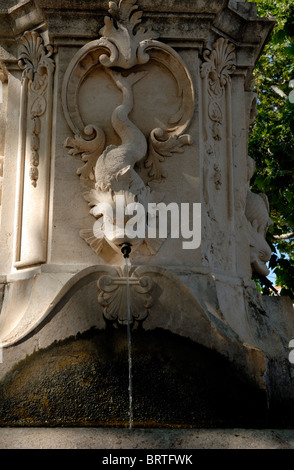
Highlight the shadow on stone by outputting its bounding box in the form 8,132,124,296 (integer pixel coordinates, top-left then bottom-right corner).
0,327,269,427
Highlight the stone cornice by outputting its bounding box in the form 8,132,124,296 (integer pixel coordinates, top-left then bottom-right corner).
0,0,276,79
38,0,228,14
0,0,45,39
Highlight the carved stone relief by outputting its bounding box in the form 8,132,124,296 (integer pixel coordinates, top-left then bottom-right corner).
200,38,236,272
201,38,235,142
213,164,222,190
63,0,194,259
241,89,272,277
97,265,154,324
14,31,55,268
18,31,54,187
200,38,235,224
244,156,273,276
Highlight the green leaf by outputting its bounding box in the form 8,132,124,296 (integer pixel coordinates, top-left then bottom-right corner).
248,0,294,299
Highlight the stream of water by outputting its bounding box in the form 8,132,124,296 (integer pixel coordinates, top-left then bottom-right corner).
125,257,133,429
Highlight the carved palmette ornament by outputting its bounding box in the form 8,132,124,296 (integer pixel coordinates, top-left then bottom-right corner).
201,38,235,141
18,31,55,186
62,0,195,258
97,266,154,324
201,37,236,97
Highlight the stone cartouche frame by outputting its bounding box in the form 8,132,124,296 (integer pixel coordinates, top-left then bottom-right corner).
62,0,195,259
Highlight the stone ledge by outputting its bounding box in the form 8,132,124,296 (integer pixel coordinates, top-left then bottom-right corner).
1,428,294,449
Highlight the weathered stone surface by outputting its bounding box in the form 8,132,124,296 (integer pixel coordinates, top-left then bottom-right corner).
3,427,294,449
0,0,292,429
0,328,268,427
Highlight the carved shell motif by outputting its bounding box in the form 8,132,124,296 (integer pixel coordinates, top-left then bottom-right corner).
97,266,154,325
201,38,236,99
18,31,54,83
200,37,235,142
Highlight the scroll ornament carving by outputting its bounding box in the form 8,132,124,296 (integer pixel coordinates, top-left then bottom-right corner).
98,0,159,69
63,0,194,258
145,128,192,182
245,156,273,276
65,124,106,183
18,31,55,187
97,266,154,324
201,38,235,141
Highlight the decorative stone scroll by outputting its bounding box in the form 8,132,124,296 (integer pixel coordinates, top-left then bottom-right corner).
97,265,154,324
97,0,159,69
14,31,55,268
63,0,194,259
145,128,192,182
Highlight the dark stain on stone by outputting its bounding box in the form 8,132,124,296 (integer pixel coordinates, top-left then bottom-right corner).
0,327,268,427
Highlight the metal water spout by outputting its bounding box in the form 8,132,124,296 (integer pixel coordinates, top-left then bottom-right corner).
121,242,132,258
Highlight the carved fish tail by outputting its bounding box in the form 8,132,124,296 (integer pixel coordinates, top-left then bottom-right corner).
107,69,147,89
124,71,148,86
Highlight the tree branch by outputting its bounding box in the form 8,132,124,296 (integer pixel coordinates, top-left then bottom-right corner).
273,232,294,240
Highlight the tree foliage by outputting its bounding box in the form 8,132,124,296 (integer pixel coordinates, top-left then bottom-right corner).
248,0,294,299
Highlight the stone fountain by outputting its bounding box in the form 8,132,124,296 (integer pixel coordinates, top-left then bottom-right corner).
0,0,293,427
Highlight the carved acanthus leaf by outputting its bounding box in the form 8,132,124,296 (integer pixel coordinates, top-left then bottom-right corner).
145,128,192,181
64,125,106,183
80,228,107,255
99,0,159,68
97,266,154,324
107,0,141,28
